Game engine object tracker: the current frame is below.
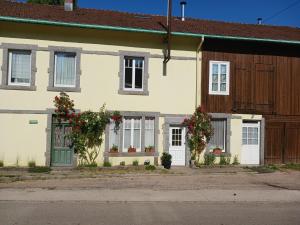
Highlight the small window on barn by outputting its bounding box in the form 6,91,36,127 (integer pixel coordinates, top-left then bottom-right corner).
209,61,230,95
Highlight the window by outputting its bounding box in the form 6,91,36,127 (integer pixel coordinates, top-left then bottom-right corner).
123,117,142,152
54,52,76,88
145,118,155,148
118,51,149,95
242,126,259,145
47,46,81,92
171,128,182,146
8,50,31,86
1,43,37,91
124,57,144,91
208,119,226,152
209,61,230,95
109,122,120,149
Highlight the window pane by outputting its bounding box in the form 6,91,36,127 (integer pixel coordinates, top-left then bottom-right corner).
212,74,218,82
10,50,31,84
212,83,218,91
221,74,227,83
125,68,133,88
135,68,143,89
133,129,141,149
145,118,155,147
212,64,218,74
135,59,143,68
55,52,76,87
242,139,247,145
220,83,226,91
109,122,119,148
124,129,131,150
221,64,227,74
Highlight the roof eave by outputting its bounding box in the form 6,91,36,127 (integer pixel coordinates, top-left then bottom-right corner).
1,15,300,45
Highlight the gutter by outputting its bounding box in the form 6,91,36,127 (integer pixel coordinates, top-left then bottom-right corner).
196,37,204,108
1,16,300,45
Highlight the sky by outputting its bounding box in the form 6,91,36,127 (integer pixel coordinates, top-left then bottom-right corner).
75,0,300,28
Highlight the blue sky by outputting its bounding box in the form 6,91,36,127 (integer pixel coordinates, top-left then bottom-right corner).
76,0,299,28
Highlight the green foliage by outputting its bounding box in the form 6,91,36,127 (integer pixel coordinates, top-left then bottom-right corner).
182,106,213,160
232,155,240,165
53,92,121,166
282,163,300,171
0,160,3,167
132,160,139,166
144,160,150,166
28,160,36,168
80,162,98,168
247,165,278,173
219,154,231,165
28,166,51,173
27,0,64,5
120,161,125,166
103,161,112,167
161,152,172,169
145,165,156,171
204,153,216,166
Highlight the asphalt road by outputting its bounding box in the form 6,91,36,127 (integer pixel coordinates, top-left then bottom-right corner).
1,201,300,225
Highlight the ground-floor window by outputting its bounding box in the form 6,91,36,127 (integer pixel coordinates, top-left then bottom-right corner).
208,119,227,152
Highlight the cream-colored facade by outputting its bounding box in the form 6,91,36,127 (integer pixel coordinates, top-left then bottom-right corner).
0,21,263,167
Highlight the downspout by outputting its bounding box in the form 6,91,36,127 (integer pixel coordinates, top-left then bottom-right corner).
195,36,204,108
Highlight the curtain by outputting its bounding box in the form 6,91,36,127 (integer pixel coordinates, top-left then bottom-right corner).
133,119,141,150
208,120,226,151
123,119,131,151
109,122,119,148
10,51,31,84
145,118,154,147
55,53,76,86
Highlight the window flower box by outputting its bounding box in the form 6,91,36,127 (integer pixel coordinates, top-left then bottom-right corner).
212,147,223,155
109,145,118,153
145,146,155,153
128,146,136,153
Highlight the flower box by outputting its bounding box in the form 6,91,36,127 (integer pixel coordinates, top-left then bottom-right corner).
212,148,223,155
128,146,136,153
145,146,155,153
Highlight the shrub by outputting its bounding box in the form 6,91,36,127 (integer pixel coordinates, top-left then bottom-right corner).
28,166,51,173
132,160,139,166
204,153,216,166
120,161,125,166
0,160,3,167
219,154,231,165
28,160,36,168
232,155,240,165
103,161,112,167
145,165,156,171
161,152,172,169
84,162,98,168
144,160,150,166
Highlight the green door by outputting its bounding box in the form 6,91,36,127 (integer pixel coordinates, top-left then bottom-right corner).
51,122,73,166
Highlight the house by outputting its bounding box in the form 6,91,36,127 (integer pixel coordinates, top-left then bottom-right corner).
0,0,299,167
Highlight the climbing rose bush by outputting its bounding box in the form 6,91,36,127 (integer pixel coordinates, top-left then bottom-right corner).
53,92,121,165
182,106,214,160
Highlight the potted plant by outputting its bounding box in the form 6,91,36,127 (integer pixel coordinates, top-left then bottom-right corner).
212,146,223,155
109,144,118,153
161,152,172,169
128,146,136,153
145,146,155,153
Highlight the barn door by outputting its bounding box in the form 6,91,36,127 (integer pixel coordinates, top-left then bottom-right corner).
51,122,73,166
285,122,300,163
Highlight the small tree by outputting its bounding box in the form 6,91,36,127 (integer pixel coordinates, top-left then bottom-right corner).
53,92,121,166
182,106,214,162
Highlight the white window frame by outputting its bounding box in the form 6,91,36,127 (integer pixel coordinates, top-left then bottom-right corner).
122,118,142,152
54,52,77,88
209,119,226,152
209,61,230,95
123,57,144,91
8,50,32,87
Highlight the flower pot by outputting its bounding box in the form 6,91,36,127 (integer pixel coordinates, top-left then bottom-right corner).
213,148,222,155
162,161,172,169
128,148,136,153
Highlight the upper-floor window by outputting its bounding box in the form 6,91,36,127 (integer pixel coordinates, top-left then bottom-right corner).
209,61,230,95
124,57,144,91
0,43,37,91
47,46,81,92
8,50,31,86
118,51,149,96
54,52,76,88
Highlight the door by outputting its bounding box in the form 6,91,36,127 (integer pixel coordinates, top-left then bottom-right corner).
169,127,186,166
51,122,73,166
241,122,260,165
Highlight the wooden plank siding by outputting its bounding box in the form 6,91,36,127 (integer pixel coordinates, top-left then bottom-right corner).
201,39,300,164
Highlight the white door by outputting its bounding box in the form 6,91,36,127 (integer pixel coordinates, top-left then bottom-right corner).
169,127,186,166
241,122,260,165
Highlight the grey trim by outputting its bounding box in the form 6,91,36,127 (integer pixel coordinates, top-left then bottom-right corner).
163,116,190,166
209,113,232,154
47,46,82,92
260,118,265,165
0,109,48,114
82,50,119,56
105,111,159,158
0,43,37,91
160,113,192,117
118,51,150,96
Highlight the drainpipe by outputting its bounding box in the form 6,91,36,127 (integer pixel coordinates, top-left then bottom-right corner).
195,36,204,108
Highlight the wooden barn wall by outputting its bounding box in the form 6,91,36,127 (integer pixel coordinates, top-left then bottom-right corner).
201,39,300,116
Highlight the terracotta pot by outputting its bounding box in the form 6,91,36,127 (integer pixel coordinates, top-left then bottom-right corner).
128,148,136,153
213,148,222,155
